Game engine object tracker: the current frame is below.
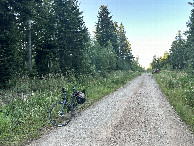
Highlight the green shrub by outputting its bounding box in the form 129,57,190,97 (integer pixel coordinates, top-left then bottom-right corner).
155,70,194,132
0,71,141,145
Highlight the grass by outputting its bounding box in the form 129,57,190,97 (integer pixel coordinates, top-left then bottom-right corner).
0,71,141,145
154,70,194,132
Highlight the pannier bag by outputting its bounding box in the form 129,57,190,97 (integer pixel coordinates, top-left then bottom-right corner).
76,90,86,104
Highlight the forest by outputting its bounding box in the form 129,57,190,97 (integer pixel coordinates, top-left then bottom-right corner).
0,0,143,89
0,0,144,144
149,1,194,133
0,0,194,144
150,2,194,71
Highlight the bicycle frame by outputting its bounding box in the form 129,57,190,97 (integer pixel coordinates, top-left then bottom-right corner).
61,99,67,114
49,87,85,126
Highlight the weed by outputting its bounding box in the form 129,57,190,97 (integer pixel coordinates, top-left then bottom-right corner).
0,71,141,145
155,70,194,132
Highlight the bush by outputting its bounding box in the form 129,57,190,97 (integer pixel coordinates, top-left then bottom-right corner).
155,70,194,132
0,71,141,145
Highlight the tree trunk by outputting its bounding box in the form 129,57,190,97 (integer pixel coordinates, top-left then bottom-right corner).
28,20,32,73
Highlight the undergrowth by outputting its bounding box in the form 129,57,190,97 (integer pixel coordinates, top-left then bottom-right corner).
0,71,141,145
154,70,194,132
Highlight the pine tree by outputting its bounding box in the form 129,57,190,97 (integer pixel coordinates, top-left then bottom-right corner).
0,0,18,86
186,2,194,70
116,23,133,70
33,0,58,76
151,55,160,69
169,31,186,69
95,5,118,53
12,0,39,74
117,23,129,58
52,0,89,75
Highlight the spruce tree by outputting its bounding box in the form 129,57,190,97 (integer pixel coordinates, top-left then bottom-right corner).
186,2,194,70
169,31,186,69
116,23,133,70
53,0,89,75
95,5,118,53
0,0,17,87
34,0,57,76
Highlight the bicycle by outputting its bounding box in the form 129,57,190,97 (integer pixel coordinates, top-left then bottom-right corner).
49,87,86,127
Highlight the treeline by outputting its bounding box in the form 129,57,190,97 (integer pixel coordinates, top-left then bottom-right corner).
0,0,142,88
150,2,194,72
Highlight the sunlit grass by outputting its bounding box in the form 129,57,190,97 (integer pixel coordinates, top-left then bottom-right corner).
154,70,194,132
0,71,141,145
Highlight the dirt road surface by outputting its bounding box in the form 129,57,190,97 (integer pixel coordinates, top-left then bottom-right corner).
29,73,193,146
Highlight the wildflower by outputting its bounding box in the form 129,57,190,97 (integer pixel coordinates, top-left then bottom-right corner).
32,91,35,96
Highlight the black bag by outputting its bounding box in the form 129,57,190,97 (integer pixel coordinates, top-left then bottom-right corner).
76,90,86,104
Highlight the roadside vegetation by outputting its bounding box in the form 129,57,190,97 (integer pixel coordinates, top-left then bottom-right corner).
149,2,194,132
154,70,193,132
0,0,144,145
0,71,141,145
151,3,194,134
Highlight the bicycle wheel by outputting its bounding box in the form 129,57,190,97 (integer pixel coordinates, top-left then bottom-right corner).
49,101,72,127
71,96,78,115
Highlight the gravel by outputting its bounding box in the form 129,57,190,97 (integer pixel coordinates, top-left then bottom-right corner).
29,73,194,146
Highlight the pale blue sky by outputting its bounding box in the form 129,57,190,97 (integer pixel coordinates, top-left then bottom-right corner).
78,0,192,68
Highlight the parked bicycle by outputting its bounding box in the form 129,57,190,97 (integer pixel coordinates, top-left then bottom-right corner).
49,87,86,127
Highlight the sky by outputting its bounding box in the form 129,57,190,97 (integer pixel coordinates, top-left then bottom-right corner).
78,0,192,68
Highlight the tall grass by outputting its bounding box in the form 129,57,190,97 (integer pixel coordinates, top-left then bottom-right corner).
154,70,194,132
0,74,67,106
0,71,141,145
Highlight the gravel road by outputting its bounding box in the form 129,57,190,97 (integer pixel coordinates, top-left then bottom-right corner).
29,73,193,146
